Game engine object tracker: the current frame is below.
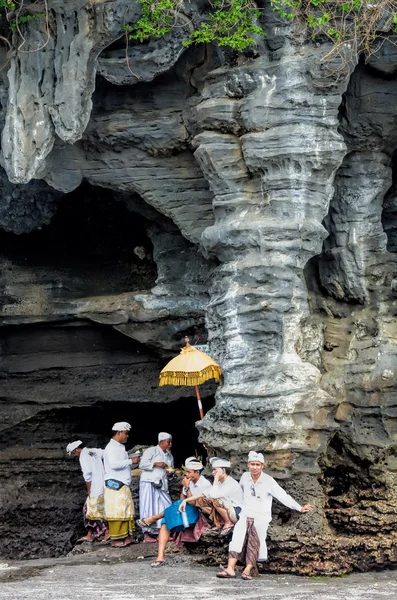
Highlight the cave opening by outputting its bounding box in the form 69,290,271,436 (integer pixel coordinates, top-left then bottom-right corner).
0,181,157,297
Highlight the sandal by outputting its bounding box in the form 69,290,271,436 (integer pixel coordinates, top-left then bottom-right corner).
219,525,234,537
241,573,253,580
151,560,165,568
137,518,152,528
76,536,93,544
216,571,236,578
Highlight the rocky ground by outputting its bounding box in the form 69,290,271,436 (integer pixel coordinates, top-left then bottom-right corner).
0,545,396,600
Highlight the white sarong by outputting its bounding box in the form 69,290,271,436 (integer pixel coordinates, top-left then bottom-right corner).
139,481,172,534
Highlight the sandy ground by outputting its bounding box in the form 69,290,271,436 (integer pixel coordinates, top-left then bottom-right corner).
0,547,397,600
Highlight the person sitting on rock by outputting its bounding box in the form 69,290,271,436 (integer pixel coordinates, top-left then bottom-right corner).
66,440,109,544
145,456,213,567
137,455,212,531
179,457,243,537
216,451,313,580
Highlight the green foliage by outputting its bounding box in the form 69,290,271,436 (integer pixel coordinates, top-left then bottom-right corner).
123,0,397,60
270,1,397,56
124,0,264,51
0,1,45,36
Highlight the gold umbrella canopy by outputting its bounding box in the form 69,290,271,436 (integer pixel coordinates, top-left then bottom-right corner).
159,337,222,419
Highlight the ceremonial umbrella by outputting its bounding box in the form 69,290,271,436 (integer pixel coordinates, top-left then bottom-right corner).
159,337,222,420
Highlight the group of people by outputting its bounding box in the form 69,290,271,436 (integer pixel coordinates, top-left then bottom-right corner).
67,421,312,579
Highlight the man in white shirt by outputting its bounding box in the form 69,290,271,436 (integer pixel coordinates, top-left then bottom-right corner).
66,440,108,543
147,457,212,567
103,422,139,547
138,432,174,541
138,455,212,531
217,451,313,580
179,458,243,536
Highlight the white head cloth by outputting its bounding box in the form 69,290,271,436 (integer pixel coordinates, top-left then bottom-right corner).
158,432,172,442
185,456,204,470
112,421,131,431
210,457,231,468
248,451,264,464
66,440,82,455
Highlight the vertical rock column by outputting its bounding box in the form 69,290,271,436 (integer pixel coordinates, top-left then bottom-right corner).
194,44,352,477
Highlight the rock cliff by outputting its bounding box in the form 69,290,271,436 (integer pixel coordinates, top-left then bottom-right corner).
0,0,397,573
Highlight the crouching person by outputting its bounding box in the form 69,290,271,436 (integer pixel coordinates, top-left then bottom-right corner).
217,451,313,580
180,457,243,536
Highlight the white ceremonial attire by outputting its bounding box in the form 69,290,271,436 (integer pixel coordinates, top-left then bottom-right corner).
139,445,174,491
79,448,105,497
229,471,302,561
78,447,106,521
103,438,134,529
203,476,243,508
189,475,212,495
139,445,174,533
103,438,132,485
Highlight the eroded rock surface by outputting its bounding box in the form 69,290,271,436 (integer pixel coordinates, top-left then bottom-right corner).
0,0,397,575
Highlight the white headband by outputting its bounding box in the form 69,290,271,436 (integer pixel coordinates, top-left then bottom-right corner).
210,457,231,468
185,456,204,470
158,432,172,442
66,440,82,455
112,422,131,432
248,451,264,464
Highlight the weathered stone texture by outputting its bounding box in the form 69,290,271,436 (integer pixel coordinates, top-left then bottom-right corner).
1,0,397,576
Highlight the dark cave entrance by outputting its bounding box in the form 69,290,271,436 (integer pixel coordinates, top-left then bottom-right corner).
0,181,157,296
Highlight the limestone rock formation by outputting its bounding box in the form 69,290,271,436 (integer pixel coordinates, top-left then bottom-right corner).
0,0,397,574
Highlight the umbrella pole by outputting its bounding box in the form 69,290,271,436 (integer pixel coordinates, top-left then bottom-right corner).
194,385,204,420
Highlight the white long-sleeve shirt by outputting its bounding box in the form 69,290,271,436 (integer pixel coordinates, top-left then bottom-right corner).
103,438,132,485
79,447,105,497
139,445,174,492
204,475,243,508
239,471,302,520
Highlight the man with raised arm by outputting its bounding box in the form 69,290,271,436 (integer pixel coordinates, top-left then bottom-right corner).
217,451,313,580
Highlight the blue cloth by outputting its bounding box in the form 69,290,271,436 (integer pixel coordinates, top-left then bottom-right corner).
162,500,199,533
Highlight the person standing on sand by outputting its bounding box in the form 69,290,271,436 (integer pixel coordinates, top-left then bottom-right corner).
217,451,313,580
66,440,109,543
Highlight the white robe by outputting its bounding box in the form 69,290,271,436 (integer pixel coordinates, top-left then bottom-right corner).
229,471,302,561
139,445,174,492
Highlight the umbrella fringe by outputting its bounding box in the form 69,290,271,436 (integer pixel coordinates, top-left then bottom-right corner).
159,365,222,387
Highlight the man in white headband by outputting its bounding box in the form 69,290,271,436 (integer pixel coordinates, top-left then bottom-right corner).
139,456,212,567
66,440,109,543
217,451,313,580
103,422,139,547
138,432,174,542
179,457,243,537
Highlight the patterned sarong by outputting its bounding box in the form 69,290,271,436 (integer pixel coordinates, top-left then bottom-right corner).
104,485,134,540
86,494,105,521
195,497,238,527
229,517,260,576
83,502,107,538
